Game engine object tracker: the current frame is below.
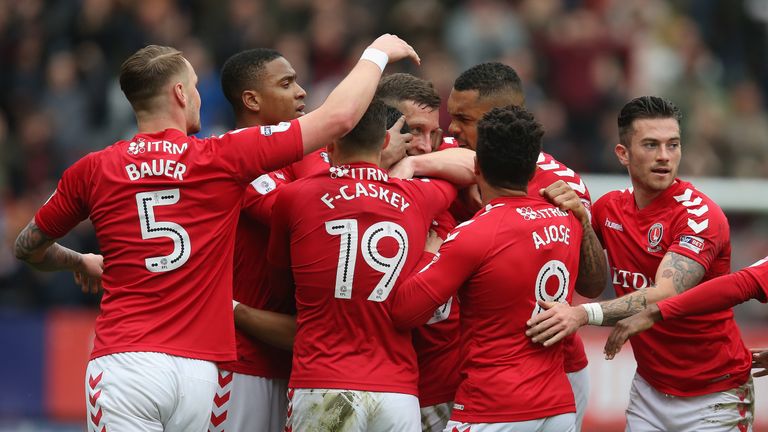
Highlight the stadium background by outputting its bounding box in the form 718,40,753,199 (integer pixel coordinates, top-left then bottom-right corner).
0,0,766,430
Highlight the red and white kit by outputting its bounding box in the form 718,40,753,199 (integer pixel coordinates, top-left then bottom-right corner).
212,149,330,432
393,196,582,426
592,179,752,396
35,120,304,431
269,162,455,429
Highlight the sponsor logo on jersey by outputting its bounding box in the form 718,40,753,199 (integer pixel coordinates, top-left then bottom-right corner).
515,206,568,221
678,235,704,254
605,219,623,232
612,267,654,290
127,139,187,156
453,403,464,411
647,223,663,252
251,174,277,195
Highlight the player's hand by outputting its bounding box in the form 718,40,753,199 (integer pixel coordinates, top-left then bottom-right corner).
368,34,421,66
603,306,659,360
752,348,768,378
389,156,415,179
430,128,444,151
380,116,412,170
75,253,104,294
526,301,587,346
425,229,443,254
540,180,588,225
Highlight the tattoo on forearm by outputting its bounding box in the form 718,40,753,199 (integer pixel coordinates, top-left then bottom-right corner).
14,221,81,272
659,252,705,294
600,288,649,326
576,221,607,297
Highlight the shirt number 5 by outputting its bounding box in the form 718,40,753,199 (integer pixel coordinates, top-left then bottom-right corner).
135,189,191,272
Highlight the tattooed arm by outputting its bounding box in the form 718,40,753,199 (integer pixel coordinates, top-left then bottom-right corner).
527,251,705,346
14,219,103,292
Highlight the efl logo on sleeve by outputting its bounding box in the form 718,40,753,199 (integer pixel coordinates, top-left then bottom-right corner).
678,235,705,254
250,174,276,195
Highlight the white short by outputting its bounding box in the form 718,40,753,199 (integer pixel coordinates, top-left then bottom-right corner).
285,388,421,432
208,370,288,432
444,413,575,432
567,366,589,432
85,351,217,432
625,373,754,432
421,401,453,432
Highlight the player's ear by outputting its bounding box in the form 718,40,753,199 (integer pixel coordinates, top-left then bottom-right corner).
382,131,390,149
173,82,186,107
473,155,480,176
242,90,261,114
615,143,630,167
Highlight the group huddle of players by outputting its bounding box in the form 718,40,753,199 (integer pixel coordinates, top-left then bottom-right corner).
13,33,767,432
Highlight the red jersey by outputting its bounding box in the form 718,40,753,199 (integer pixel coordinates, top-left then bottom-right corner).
268,162,455,395
592,179,752,396
219,149,330,378
394,196,582,422
529,152,591,373
35,121,304,362
414,210,461,407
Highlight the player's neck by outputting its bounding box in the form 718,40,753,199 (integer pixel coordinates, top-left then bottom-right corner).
136,111,187,135
479,183,527,205
632,185,669,210
331,153,381,167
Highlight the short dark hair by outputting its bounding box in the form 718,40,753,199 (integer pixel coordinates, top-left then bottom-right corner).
338,98,387,154
618,96,682,145
120,45,187,112
376,73,440,110
221,48,283,113
453,62,523,105
476,106,543,190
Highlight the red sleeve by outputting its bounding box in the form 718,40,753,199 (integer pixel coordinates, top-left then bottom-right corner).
390,221,484,329
217,119,303,184
242,171,290,225
437,137,459,151
657,266,767,320
667,195,728,271
267,183,294,270
35,155,93,238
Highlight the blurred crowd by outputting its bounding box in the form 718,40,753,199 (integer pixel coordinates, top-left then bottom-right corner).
2,0,768,309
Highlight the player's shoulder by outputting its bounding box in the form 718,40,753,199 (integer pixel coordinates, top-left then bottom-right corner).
665,179,727,233
593,188,629,210
535,152,589,197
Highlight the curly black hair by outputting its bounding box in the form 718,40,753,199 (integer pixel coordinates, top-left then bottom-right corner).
476,105,543,190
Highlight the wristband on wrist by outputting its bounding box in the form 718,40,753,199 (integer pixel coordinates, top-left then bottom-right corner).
360,48,388,72
582,302,603,325
232,300,240,311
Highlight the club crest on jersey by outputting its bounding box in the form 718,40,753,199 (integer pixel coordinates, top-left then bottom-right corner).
679,235,704,254
647,223,664,252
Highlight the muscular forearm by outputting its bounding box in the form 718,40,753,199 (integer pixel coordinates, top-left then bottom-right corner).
658,270,763,320
14,221,82,272
409,148,476,186
575,221,607,298
234,305,296,351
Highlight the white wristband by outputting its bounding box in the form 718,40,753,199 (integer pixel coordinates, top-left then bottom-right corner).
360,48,388,72
582,303,603,325
232,300,240,311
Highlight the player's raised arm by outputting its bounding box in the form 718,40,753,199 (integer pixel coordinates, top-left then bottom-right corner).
388,147,476,185
298,34,419,154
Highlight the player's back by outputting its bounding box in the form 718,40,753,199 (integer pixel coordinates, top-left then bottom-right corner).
450,196,582,422
268,162,455,395
35,122,304,362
